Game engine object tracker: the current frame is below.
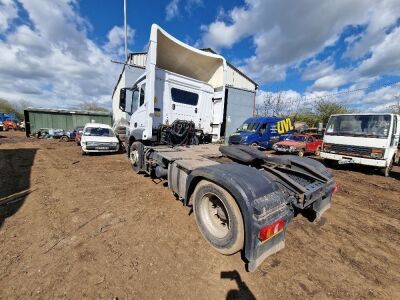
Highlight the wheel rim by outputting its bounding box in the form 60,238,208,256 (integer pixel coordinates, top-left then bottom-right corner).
298,151,304,157
199,193,230,239
130,148,139,167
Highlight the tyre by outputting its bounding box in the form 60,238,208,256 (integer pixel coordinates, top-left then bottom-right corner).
81,149,87,156
193,180,244,255
314,147,321,156
129,141,143,173
297,149,305,157
381,158,393,177
251,142,259,149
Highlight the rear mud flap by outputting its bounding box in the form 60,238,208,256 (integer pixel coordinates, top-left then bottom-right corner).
247,231,285,272
312,196,332,219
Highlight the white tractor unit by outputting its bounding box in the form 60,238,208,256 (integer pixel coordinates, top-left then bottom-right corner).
117,24,337,271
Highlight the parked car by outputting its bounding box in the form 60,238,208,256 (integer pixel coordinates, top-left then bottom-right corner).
273,134,323,157
228,117,294,149
3,119,19,131
71,126,84,145
36,128,71,141
80,123,119,155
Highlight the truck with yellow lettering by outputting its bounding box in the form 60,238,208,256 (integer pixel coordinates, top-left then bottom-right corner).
228,117,294,149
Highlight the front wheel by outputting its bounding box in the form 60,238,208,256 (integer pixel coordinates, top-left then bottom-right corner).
314,147,321,156
193,180,244,255
129,141,144,173
251,142,259,149
297,149,305,157
381,159,393,177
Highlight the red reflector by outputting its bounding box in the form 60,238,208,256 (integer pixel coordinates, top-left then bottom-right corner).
332,182,339,193
259,219,285,242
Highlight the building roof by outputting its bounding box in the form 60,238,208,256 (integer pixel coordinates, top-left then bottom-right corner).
24,107,112,116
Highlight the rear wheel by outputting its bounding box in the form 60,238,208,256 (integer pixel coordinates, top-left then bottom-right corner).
129,141,143,173
193,180,244,255
314,147,321,156
297,149,305,157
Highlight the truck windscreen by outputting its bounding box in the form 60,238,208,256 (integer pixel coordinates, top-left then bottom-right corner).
326,115,391,138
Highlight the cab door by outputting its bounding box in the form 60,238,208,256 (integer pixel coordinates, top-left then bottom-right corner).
130,81,147,138
258,123,270,147
305,136,316,153
390,115,399,148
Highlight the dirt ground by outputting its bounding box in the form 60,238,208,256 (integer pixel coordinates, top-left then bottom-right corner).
1,131,399,299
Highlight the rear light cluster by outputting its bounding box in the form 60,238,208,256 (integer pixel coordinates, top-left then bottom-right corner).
332,182,339,193
259,219,285,242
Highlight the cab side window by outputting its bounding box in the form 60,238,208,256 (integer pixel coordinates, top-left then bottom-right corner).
131,88,139,112
259,123,267,134
139,84,145,107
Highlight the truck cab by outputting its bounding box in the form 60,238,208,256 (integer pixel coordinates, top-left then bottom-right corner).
119,24,226,149
228,117,294,149
321,113,400,176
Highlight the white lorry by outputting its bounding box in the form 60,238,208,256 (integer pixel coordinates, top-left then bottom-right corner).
321,113,400,176
118,24,336,271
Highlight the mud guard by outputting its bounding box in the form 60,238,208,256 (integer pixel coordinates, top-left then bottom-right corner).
186,163,293,271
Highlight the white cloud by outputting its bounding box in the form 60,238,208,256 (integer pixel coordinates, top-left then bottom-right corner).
357,26,400,77
184,0,203,13
104,25,135,56
344,0,400,60
301,59,335,81
166,0,204,21
0,0,17,32
0,0,132,109
310,72,351,91
166,0,180,21
201,0,400,84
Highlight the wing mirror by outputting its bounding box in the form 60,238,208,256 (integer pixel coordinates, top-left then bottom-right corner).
119,88,127,112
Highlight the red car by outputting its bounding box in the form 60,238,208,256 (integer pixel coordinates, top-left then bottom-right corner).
272,134,323,157
3,119,19,131
73,126,84,145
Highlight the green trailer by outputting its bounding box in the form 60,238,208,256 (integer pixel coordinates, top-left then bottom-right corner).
24,108,112,136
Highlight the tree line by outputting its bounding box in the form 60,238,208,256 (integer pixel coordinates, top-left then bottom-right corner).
0,98,110,121
255,92,400,127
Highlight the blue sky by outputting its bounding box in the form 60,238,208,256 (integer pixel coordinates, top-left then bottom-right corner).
0,0,399,112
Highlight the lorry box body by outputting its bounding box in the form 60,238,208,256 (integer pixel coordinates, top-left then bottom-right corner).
321,113,400,176
228,117,294,148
